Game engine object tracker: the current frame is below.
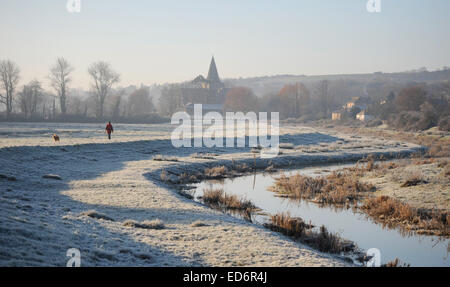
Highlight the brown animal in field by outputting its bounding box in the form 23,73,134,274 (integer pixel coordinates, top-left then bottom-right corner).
52,134,60,142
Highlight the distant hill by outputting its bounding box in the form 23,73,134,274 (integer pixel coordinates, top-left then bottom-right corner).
223,69,450,96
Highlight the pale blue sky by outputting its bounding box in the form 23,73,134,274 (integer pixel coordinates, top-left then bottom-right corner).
0,0,449,89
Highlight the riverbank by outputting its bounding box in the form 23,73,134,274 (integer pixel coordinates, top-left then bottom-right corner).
0,123,424,266
306,122,449,212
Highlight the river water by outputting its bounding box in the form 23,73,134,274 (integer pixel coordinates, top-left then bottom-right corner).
191,165,449,267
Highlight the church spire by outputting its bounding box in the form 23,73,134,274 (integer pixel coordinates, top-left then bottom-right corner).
207,56,220,82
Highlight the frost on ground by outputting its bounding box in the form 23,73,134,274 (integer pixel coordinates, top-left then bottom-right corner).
0,123,423,266
360,159,450,211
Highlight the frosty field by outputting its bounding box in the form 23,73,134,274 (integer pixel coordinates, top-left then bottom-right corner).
0,122,424,266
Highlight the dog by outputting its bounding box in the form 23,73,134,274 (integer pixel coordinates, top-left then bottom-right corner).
52,134,60,142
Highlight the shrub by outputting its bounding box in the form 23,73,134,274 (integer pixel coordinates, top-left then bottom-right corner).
264,213,348,254
438,115,450,132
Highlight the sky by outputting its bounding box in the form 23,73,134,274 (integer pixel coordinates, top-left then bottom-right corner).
0,0,449,90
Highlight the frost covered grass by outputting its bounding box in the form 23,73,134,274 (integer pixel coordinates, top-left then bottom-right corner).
123,219,165,230
1,123,423,266
264,213,348,254
332,125,449,158
361,196,449,236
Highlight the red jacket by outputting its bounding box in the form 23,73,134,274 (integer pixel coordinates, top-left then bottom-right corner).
106,123,113,133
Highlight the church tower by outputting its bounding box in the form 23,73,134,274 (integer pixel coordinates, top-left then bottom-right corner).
207,56,220,83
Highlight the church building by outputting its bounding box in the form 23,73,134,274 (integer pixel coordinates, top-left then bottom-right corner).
181,57,229,114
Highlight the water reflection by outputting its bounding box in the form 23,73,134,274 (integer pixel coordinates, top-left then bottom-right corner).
190,165,450,267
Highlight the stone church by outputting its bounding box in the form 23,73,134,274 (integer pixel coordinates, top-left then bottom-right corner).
181,57,229,114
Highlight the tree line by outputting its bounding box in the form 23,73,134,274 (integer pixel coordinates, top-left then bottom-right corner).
0,58,163,123
1,58,448,131
220,81,449,131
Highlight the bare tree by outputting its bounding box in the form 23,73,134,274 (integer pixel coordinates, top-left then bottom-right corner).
112,94,122,119
0,60,20,118
68,96,82,115
19,80,42,119
110,89,126,119
224,86,258,112
49,57,74,115
88,61,120,118
158,85,182,116
52,98,56,119
127,86,155,116
395,86,427,111
278,83,310,118
316,80,330,115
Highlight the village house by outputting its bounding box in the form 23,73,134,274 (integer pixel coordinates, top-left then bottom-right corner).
356,110,374,122
332,110,344,121
332,96,373,121
345,96,368,111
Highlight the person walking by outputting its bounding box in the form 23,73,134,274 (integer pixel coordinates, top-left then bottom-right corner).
105,121,114,140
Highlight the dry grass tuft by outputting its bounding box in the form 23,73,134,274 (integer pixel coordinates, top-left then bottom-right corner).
0,174,17,181
362,196,415,221
381,258,410,267
401,172,428,187
123,219,165,229
361,196,449,236
153,155,179,162
204,166,229,178
140,219,165,229
266,213,312,238
234,163,251,173
279,143,295,149
437,160,448,168
92,249,117,261
271,171,375,205
264,212,348,254
202,188,256,211
81,210,114,221
190,220,210,227
160,170,168,181
201,188,257,221
444,165,450,177
191,153,218,159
